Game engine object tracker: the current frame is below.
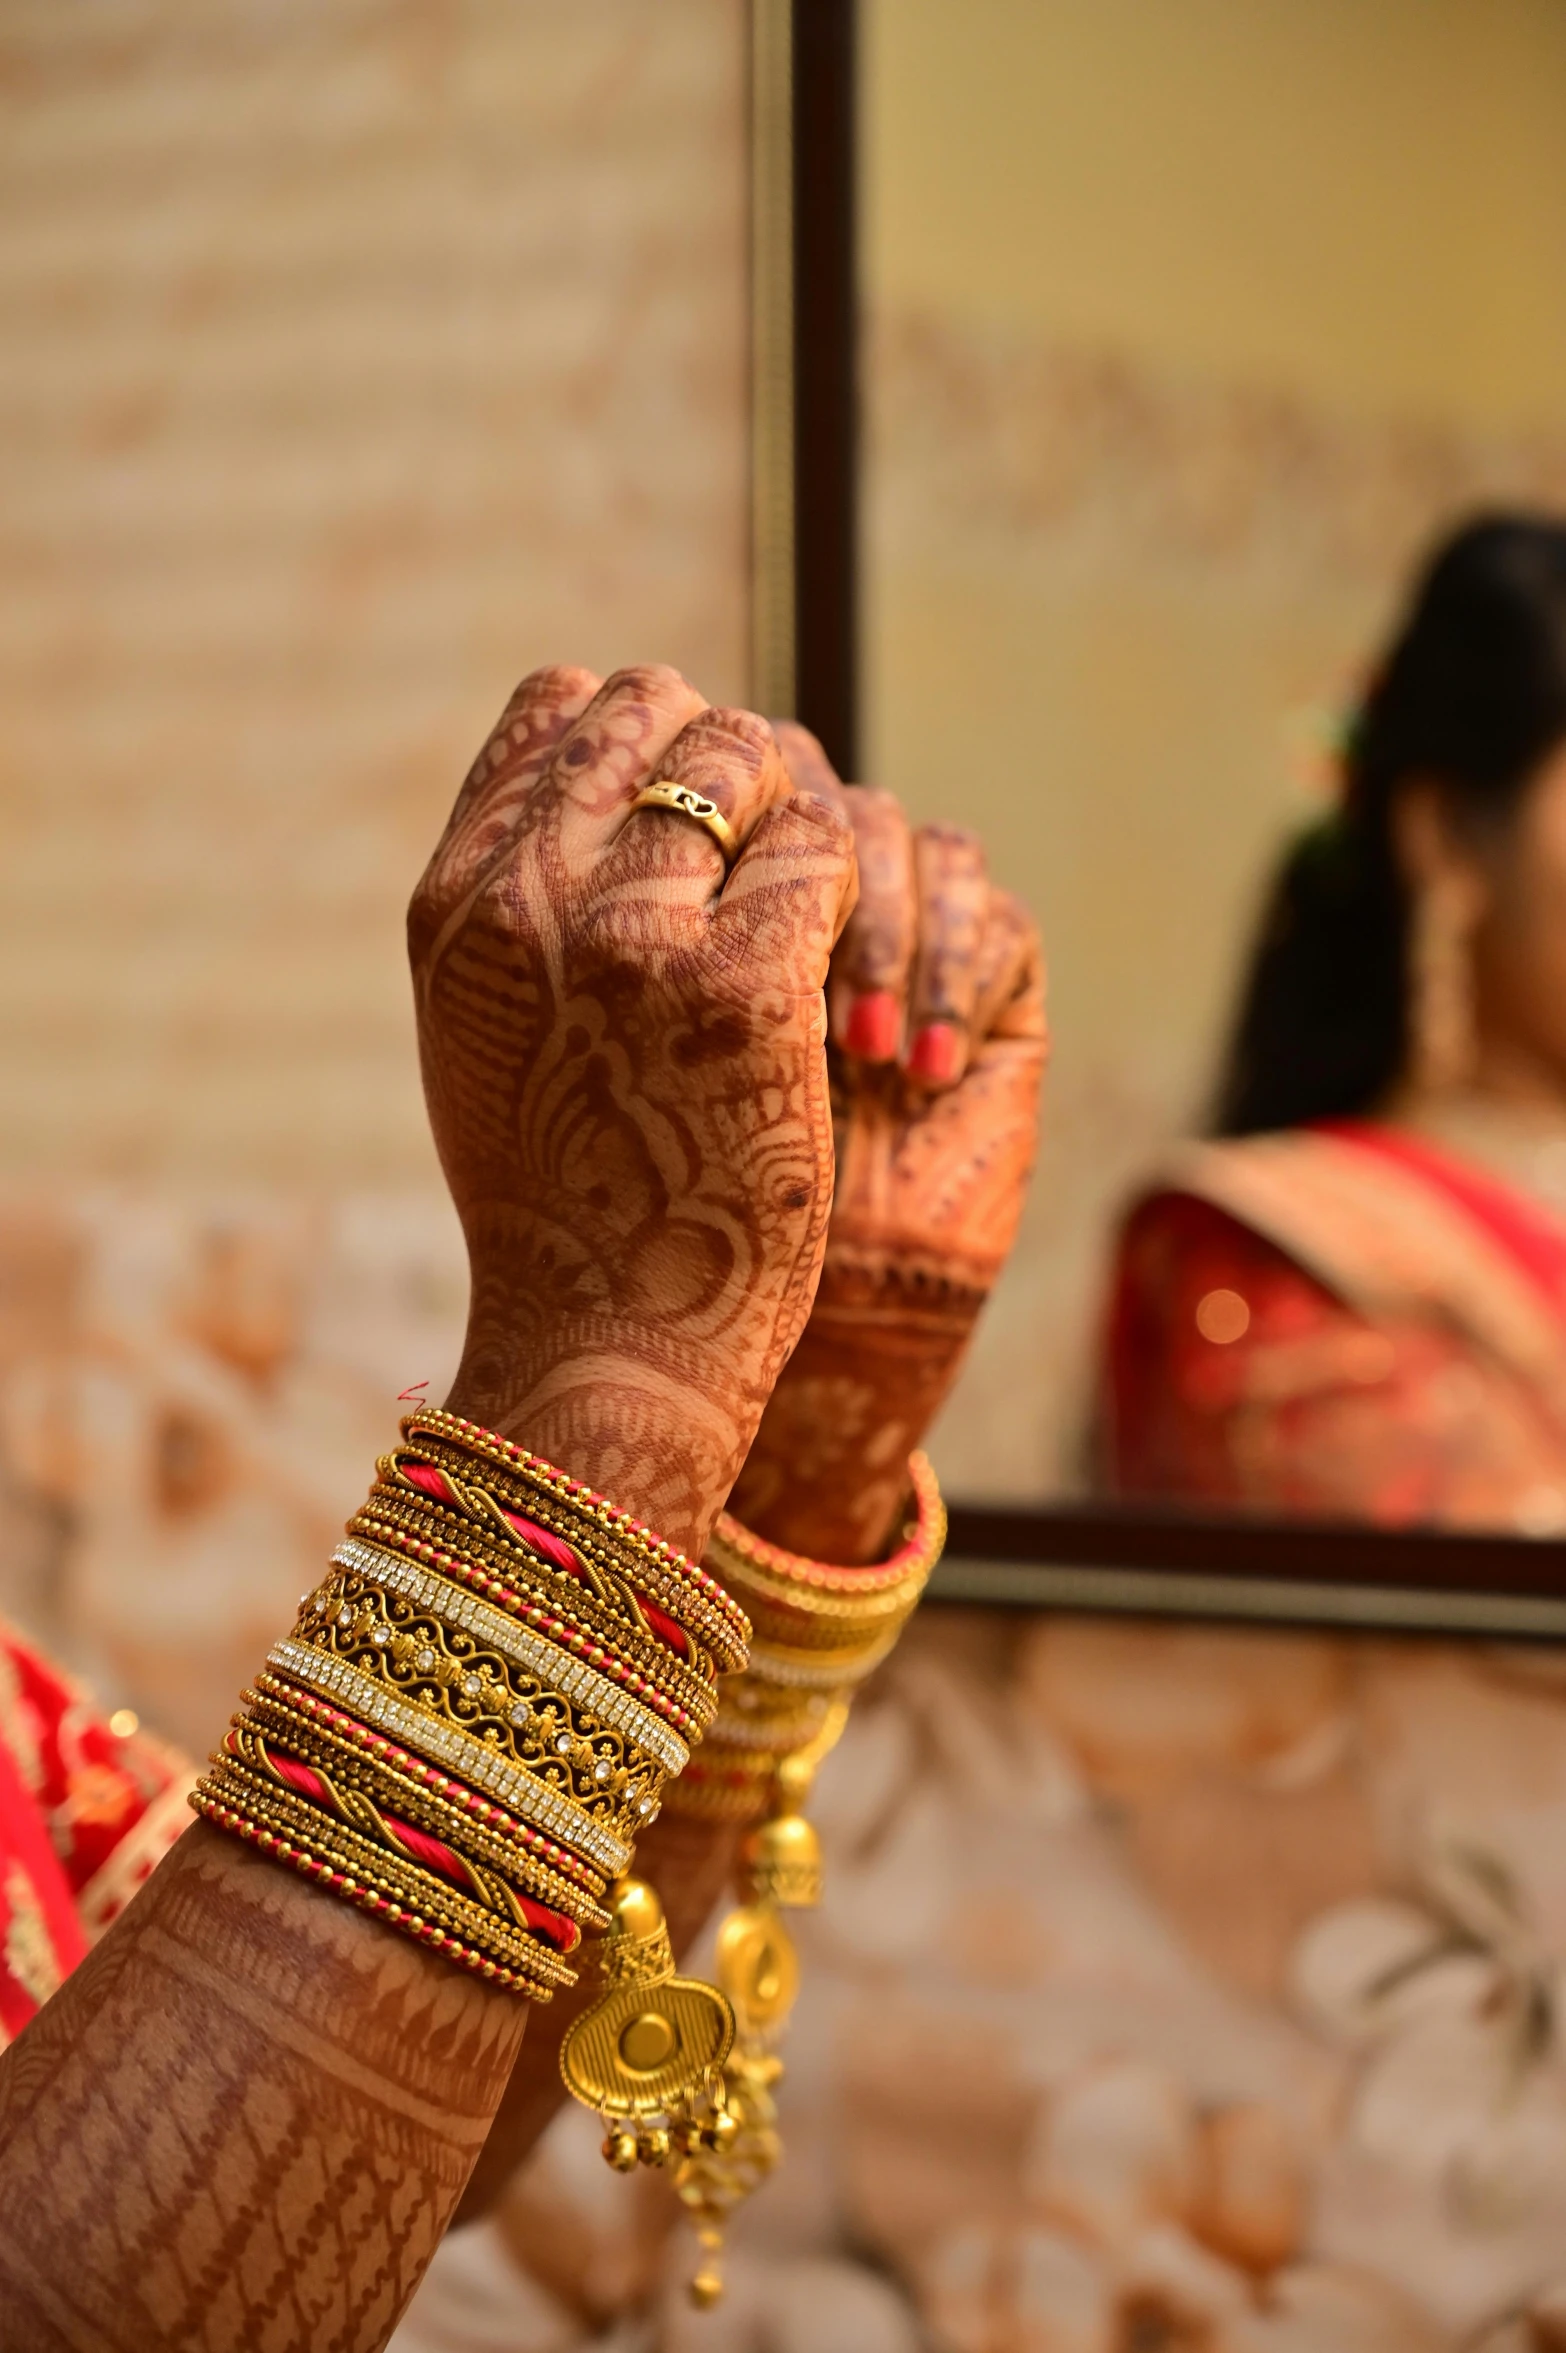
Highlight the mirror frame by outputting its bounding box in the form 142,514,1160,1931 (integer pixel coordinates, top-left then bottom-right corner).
749,0,1566,1634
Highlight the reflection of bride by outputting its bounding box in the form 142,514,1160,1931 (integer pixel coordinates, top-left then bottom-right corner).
401,539,1566,2353
1103,515,1566,1531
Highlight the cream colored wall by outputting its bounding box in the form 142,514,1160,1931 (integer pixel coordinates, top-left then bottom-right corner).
862,0,1566,1497
0,3,750,1744
0,0,749,1188
868,0,1566,432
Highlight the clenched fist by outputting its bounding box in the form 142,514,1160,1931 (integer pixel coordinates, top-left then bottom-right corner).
729,723,1047,1560
407,666,857,1558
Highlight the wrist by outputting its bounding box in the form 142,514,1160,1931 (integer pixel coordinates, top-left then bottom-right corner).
727,1267,981,1564
444,1340,750,1562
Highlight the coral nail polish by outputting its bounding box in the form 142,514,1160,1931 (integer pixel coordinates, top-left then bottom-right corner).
907,1022,961,1084
844,990,901,1061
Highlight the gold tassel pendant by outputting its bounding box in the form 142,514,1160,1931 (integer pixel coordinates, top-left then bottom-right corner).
559,1876,738,2175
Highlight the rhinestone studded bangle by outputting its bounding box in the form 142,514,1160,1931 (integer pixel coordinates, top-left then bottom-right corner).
195,1415,753,1995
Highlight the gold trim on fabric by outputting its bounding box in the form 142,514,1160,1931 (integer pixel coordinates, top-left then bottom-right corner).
75,1773,197,1943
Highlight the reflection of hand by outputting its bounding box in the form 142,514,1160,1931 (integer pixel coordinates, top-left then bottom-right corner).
728,723,1047,1561
406,666,857,1558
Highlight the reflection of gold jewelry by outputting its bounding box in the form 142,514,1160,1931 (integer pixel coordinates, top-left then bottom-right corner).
1411,877,1480,1092
658,1464,943,2306
626,778,740,865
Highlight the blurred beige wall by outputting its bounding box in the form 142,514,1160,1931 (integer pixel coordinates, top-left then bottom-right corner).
0,1,749,1741
0,0,749,1187
862,0,1566,1496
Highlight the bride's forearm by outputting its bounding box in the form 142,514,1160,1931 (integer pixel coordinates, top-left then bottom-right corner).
0,1825,529,2352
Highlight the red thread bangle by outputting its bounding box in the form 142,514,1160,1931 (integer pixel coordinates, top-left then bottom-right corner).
249,1678,605,1896
256,1742,580,1953
399,1461,695,1662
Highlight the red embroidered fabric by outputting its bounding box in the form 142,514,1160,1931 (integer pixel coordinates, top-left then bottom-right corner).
0,1618,192,2044
1101,1178,1566,1530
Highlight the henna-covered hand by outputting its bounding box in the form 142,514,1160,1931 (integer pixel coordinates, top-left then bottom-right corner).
0,670,858,2350
456,739,1046,2223
727,723,1047,1562
408,665,857,1560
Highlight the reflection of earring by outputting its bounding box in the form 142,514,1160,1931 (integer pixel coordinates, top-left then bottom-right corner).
1410,879,1478,1093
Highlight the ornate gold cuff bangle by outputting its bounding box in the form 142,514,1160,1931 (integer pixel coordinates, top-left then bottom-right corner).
349,1495,719,1732
292,1573,669,1844
266,1639,635,1876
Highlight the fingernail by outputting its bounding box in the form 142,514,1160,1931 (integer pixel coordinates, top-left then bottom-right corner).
844,990,901,1061
907,1022,961,1083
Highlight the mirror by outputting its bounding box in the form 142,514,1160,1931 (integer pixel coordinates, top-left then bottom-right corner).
838,1,1566,1550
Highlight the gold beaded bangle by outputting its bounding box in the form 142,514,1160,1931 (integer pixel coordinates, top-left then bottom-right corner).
659,1752,776,1822
241,1684,610,1928
248,1670,609,1904
194,1762,575,1995
192,1790,551,1994
401,1409,751,1669
327,1536,694,1774
705,1453,945,1648
349,1493,719,1732
290,1575,670,1847
201,1751,578,1983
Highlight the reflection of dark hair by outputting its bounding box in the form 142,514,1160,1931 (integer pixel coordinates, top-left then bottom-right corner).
1214,513,1566,1134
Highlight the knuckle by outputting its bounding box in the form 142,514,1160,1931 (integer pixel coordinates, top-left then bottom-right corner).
851,785,903,820
598,661,695,706
919,821,985,862
509,662,599,708
688,705,775,760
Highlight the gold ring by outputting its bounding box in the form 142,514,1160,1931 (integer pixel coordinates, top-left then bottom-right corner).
626,779,739,865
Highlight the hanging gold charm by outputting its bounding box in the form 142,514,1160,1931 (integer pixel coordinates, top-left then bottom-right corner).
667,1700,851,2305
559,1876,736,2173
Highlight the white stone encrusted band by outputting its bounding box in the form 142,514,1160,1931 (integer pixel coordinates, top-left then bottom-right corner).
267,1637,632,1876
330,1537,689,1777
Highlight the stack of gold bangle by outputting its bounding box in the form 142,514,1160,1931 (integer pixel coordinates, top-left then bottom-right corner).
668,1449,945,1829
192,1408,748,1998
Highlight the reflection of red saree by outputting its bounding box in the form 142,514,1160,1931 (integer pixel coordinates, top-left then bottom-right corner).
1103,1121,1566,1530
0,1620,191,2045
